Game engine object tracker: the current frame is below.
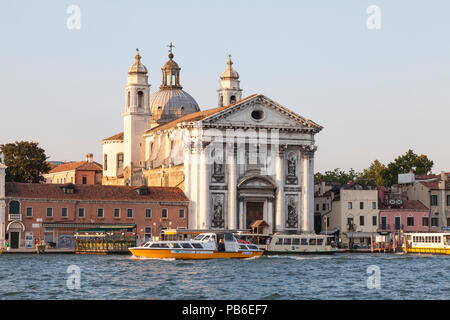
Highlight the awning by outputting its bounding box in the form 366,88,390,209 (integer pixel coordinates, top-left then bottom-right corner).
42,223,136,230
162,229,177,235
344,232,377,238
320,228,339,235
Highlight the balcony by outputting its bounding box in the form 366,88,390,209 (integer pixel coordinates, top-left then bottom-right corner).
8,214,22,221
346,223,356,231
379,224,390,231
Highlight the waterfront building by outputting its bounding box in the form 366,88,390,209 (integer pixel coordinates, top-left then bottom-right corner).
43,153,102,185
0,164,189,248
101,48,322,234
378,186,429,233
406,172,450,229
315,182,379,247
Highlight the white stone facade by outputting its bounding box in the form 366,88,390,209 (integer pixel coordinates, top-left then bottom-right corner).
102,50,323,234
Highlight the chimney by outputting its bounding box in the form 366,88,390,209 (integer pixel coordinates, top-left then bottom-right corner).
85,153,93,163
439,171,447,190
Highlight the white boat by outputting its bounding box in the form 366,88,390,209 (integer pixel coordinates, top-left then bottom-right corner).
404,232,450,255
264,233,337,254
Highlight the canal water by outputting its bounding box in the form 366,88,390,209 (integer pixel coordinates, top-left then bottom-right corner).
0,253,449,300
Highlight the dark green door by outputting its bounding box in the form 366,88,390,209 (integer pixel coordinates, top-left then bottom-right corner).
10,232,19,248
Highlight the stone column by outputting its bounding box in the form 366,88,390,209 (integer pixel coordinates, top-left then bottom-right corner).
227,144,237,230
275,145,286,231
239,196,244,230
189,142,199,230
300,145,317,233
198,142,210,230
267,198,274,234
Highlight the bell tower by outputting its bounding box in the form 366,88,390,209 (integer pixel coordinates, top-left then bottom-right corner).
123,49,151,185
217,55,242,107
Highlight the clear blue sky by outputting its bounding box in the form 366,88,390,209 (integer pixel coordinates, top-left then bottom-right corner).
1,0,449,173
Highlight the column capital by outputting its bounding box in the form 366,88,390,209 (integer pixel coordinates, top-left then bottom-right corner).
278,144,288,156
300,144,317,157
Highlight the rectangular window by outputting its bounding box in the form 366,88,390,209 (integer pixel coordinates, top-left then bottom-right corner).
422,217,429,226
316,204,319,211
127,208,133,218
395,217,401,230
78,208,85,218
114,208,120,218
431,217,439,227
447,195,450,206
407,217,414,226
348,202,352,210
82,176,87,184
360,215,365,226
372,202,376,209
322,204,326,211
347,217,354,226
145,208,152,218
26,207,33,217
430,195,438,206
179,209,185,219
372,215,377,226
381,216,387,229
161,208,168,219
61,208,68,218
46,208,53,217
360,202,364,210
97,208,104,218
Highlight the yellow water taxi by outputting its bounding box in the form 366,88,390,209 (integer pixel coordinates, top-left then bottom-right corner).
129,232,263,260
403,232,450,255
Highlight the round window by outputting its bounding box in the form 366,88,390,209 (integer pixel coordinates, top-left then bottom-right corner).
251,109,264,121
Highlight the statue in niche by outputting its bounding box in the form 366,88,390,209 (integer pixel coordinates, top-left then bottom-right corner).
286,197,298,228
211,197,225,228
286,153,298,185
211,149,225,183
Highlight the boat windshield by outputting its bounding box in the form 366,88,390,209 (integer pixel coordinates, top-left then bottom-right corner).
194,234,205,241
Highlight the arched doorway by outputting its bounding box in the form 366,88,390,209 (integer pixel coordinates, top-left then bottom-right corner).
237,175,277,232
7,221,25,249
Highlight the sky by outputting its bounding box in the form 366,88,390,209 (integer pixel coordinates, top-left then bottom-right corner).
0,0,449,174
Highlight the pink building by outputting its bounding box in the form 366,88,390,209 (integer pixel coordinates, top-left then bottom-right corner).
4,182,189,249
378,187,429,233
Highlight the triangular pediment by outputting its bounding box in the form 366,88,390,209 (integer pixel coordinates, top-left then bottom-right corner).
202,94,322,132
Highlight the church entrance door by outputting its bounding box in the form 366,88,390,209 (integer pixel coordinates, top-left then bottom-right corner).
246,202,264,229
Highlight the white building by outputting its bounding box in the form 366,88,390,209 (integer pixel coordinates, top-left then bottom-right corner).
0,159,6,248
102,47,323,233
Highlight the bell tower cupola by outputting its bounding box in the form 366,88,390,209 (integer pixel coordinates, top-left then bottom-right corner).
217,54,242,107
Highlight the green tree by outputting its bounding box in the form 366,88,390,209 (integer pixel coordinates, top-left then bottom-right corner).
0,141,51,183
314,168,361,185
360,160,386,186
381,149,433,187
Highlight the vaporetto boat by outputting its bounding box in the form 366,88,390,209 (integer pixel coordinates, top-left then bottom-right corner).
265,233,338,254
403,232,450,255
128,232,263,260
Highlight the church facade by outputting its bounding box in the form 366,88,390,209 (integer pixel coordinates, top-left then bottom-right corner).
102,48,322,234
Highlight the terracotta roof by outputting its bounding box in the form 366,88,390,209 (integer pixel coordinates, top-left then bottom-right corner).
47,161,102,174
379,200,428,211
144,94,258,134
5,182,189,202
102,132,124,142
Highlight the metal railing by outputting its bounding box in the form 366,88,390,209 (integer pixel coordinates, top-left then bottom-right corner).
8,214,22,221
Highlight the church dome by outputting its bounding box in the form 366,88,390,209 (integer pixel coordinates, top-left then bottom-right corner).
150,44,200,125
150,89,199,124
